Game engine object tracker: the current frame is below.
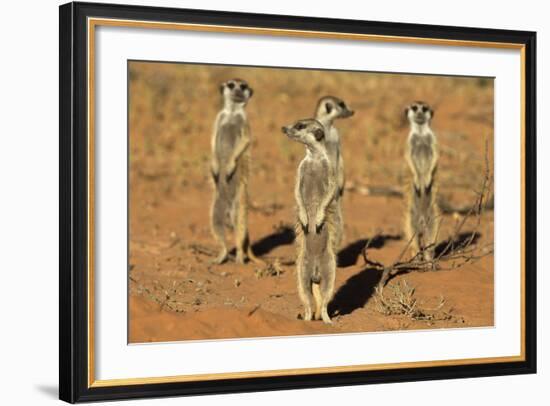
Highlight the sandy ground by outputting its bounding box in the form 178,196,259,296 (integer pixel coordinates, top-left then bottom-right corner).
128,62,494,343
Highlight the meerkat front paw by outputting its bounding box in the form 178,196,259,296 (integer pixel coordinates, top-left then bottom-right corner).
315,211,326,233
298,212,309,234
225,161,237,181
211,169,220,184
211,161,220,183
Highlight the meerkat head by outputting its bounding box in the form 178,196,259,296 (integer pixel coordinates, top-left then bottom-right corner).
405,101,434,126
219,78,253,105
315,96,354,122
282,119,326,148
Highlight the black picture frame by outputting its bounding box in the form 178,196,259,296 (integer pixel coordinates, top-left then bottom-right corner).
59,1,537,403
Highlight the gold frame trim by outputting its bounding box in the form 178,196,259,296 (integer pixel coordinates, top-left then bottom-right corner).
87,17,527,388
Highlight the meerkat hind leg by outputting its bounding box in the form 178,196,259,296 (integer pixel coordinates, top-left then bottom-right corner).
234,186,248,265
233,185,264,265
297,258,314,321
312,282,322,320
423,214,439,265
210,194,229,265
319,260,336,324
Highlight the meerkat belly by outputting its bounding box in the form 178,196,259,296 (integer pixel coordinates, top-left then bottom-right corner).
216,123,241,169
411,136,434,179
215,122,242,201
301,164,331,254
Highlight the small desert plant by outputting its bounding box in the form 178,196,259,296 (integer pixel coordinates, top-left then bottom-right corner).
255,259,284,278
373,280,452,322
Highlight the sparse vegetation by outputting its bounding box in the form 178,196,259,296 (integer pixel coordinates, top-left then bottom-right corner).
373,280,456,323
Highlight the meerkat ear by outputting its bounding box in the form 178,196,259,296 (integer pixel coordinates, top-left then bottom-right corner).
325,102,333,114
404,107,409,117
219,84,225,94
313,128,325,141
430,108,435,119
248,87,254,98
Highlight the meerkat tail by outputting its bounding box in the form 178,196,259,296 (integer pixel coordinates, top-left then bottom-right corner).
312,283,322,320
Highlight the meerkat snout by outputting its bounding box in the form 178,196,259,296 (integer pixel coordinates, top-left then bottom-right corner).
405,101,434,125
281,119,325,144
316,96,355,120
220,78,253,104
337,101,354,118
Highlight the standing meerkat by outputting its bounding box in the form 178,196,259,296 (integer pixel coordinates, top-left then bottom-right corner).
210,78,262,265
282,118,338,324
404,101,440,261
315,96,354,250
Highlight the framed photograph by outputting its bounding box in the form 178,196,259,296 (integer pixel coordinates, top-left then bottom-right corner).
59,1,537,403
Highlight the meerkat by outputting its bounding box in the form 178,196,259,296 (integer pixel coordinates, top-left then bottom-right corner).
315,96,354,250
404,101,440,261
210,78,262,265
282,118,338,324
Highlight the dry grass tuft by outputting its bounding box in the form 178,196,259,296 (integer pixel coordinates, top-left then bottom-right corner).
373,280,455,322
255,258,284,278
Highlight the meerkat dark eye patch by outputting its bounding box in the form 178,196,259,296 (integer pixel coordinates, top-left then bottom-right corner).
325,102,333,114
338,101,346,109
411,105,418,112
227,82,235,90
294,123,306,130
240,83,247,90
313,128,325,141
422,105,429,113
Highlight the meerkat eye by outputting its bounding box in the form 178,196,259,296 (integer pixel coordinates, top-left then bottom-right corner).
411,105,418,112
422,105,429,113
294,123,306,130
338,101,346,109
227,82,235,90
240,83,248,91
